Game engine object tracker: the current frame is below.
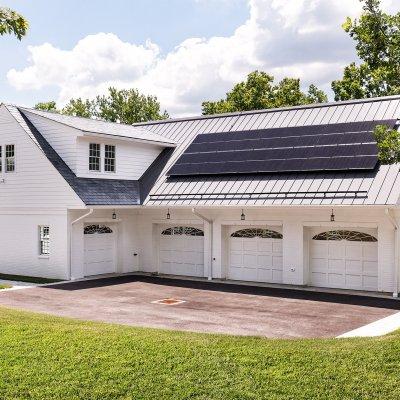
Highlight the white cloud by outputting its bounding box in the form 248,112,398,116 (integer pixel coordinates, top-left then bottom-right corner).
6,0,397,117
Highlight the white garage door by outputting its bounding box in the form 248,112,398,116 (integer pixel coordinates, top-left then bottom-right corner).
310,229,378,291
229,228,283,283
159,226,204,277
84,224,116,276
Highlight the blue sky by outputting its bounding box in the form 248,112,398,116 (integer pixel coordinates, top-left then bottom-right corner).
1,0,397,116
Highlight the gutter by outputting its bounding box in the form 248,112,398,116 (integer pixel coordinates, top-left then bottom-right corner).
69,209,94,280
192,208,213,280
385,208,399,298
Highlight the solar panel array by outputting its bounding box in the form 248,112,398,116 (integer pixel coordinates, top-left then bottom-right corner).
167,120,398,176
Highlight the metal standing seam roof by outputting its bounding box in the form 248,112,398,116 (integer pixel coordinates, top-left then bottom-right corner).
133,95,400,206
19,107,176,146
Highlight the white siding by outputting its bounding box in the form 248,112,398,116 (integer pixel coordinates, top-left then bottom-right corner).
0,106,83,208
22,111,80,173
75,136,163,180
0,212,69,279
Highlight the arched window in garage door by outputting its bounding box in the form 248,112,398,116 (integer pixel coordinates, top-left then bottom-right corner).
312,230,377,242
231,228,282,239
84,224,113,234
161,226,204,236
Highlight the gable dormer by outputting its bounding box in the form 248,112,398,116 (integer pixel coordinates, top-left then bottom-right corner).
20,109,175,180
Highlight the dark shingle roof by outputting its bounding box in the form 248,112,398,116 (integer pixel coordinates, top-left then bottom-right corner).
17,109,163,205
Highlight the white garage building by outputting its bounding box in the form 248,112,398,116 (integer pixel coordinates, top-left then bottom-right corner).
1,96,400,296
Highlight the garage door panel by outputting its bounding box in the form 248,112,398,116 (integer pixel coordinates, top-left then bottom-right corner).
272,256,283,268
243,240,258,251
346,245,362,259
273,241,282,253
257,254,272,268
159,226,204,278
310,258,327,272
228,228,283,284
328,273,345,287
345,260,362,275
364,261,378,275
310,228,378,291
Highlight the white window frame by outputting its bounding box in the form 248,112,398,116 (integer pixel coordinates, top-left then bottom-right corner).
39,225,50,256
89,143,101,172
104,144,116,173
4,144,15,173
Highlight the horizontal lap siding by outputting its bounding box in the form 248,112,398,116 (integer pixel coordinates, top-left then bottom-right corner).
0,106,83,208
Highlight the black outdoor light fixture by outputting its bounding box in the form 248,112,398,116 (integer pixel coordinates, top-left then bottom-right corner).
241,209,246,221
112,210,117,220
330,209,335,222
166,208,171,220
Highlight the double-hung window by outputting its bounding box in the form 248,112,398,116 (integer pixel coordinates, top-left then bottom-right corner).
39,226,50,256
104,145,116,172
89,143,101,171
5,144,15,172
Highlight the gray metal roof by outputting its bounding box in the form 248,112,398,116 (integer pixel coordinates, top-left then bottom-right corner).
134,95,400,206
20,107,176,146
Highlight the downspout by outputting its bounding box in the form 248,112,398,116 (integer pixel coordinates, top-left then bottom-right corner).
69,209,94,280
192,208,213,280
385,208,399,298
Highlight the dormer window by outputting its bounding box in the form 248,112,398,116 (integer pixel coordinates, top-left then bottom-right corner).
89,143,100,171
104,145,116,173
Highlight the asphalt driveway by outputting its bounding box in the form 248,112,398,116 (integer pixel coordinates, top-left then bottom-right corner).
0,275,398,338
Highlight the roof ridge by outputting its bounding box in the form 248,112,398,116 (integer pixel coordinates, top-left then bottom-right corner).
133,94,400,126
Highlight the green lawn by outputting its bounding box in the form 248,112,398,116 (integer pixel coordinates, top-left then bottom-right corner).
0,284,12,290
1,307,400,400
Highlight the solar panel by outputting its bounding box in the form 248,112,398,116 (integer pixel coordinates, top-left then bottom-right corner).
168,119,397,176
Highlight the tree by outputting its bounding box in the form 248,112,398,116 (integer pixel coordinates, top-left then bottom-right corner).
34,101,58,112
62,98,93,118
374,125,400,164
202,71,327,115
34,87,169,123
0,6,28,40
332,0,400,100
94,87,168,123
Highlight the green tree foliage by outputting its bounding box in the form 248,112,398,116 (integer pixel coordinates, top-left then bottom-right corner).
62,98,93,118
34,87,169,123
373,125,400,164
332,0,400,100
94,87,169,123
0,6,28,40
202,71,327,115
34,101,58,112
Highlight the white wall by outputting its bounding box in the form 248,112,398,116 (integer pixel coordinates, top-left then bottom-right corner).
76,136,163,180
133,206,397,293
22,111,80,174
0,212,69,279
0,105,84,279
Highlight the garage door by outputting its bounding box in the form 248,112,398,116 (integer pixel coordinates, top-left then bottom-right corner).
159,226,204,277
84,224,116,276
310,229,378,291
229,228,283,283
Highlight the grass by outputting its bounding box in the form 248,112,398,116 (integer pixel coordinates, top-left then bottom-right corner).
0,273,61,284
1,308,400,399
0,284,12,290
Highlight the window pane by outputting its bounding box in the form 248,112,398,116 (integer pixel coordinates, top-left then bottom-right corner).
104,145,116,172
5,144,15,173
39,226,50,255
89,143,100,171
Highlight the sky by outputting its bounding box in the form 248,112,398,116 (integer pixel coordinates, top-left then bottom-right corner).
0,0,398,117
